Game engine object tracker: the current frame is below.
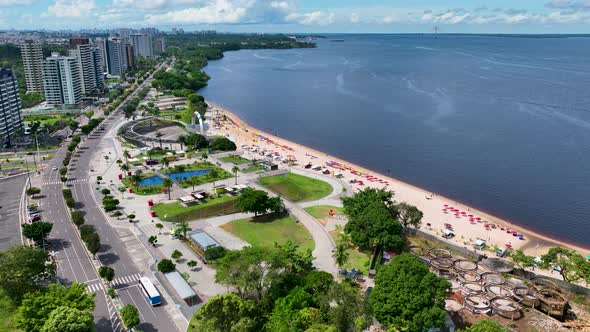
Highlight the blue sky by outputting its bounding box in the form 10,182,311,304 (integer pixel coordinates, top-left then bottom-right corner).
5,0,590,33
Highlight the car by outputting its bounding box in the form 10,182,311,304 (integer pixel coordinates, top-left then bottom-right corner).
29,215,41,222
52,166,58,171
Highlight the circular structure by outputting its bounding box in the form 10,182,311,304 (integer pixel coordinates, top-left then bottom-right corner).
428,248,451,258
481,272,505,285
531,278,559,292
538,289,568,318
408,246,426,257
430,257,454,270
464,294,491,314
491,296,522,320
486,284,513,297
480,257,514,273
450,280,461,292
454,259,478,272
461,282,484,295
513,287,540,308
458,270,481,283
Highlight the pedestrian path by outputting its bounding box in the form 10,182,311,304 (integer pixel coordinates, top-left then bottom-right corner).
136,222,160,237
85,272,142,293
42,178,89,185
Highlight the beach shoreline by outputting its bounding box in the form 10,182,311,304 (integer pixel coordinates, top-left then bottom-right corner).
207,102,590,257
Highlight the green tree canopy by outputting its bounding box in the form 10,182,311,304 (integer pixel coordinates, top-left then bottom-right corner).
266,286,318,331
22,222,53,244
192,293,260,332
395,202,424,229
369,254,450,332
40,306,94,332
343,200,405,252
511,250,536,270
120,304,140,329
15,283,95,332
237,188,280,216
157,259,176,273
98,266,115,282
215,247,288,300
319,283,370,332
0,245,55,302
540,247,590,283
210,137,237,152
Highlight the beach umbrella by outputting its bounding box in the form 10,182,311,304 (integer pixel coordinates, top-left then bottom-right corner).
505,244,512,248
476,217,481,221
468,214,473,217
461,212,467,215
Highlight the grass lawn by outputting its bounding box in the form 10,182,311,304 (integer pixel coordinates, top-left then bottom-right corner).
0,290,19,332
220,155,250,165
24,113,74,126
304,205,344,221
222,213,315,252
121,173,165,195
242,165,264,173
152,195,240,222
329,230,371,275
258,173,333,202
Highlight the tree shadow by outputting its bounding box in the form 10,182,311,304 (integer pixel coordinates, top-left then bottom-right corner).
250,211,288,223
51,238,72,251
95,317,115,332
99,244,112,253
136,322,156,332
98,252,120,265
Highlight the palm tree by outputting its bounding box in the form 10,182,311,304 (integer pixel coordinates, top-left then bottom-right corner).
163,178,173,200
334,242,350,270
188,177,198,190
232,166,239,185
130,174,142,187
155,131,163,148
120,163,130,177
123,150,131,165
176,221,191,239
160,157,169,169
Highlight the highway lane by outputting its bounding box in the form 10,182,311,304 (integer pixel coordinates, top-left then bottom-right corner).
68,65,180,332
0,173,27,250
41,144,119,332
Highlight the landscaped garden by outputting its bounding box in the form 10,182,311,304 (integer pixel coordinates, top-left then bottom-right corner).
220,155,250,165
241,164,264,173
329,229,372,274
165,162,232,188
258,173,333,202
0,290,18,332
121,173,165,195
152,195,240,222
221,213,314,252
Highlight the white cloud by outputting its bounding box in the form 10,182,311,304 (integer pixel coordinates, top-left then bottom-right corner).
145,0,296,24
546,0,590,9
45,0,96,18
349,13,359,23
0,0,37,5
287,11,335,25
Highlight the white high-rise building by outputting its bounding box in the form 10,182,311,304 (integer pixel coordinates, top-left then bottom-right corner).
130,34,153,57
106,38,130,75
20,40,44,93
69,44,97,95
42,53,82,105
0,68,22,148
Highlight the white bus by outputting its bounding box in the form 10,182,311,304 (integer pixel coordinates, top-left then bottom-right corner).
138,277,162,306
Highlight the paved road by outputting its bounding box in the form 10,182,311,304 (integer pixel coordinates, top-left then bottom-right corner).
66,66,180,332
40,144,119,332
0,174,27,250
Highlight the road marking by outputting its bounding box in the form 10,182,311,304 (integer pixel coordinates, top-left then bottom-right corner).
111,273,141,287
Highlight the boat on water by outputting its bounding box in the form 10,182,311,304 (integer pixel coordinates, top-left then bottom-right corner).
331,39,345,42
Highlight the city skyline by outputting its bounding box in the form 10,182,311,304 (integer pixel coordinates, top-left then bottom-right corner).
0,0,589,34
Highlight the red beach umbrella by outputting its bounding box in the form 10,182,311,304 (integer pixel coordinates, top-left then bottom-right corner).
476,217,481,221
505,244,512,248
461,212,467,215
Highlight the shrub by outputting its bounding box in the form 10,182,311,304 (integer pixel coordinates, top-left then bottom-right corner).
80,225,95,240
101,188,111,195
65,197,75,209
71,210,84,227
157,259,176,273
26,187,41,196
61,176,68,183
59,167,67,176
204,246,226,261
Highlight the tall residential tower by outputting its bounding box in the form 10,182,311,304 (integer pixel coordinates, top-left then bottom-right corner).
42,53,82,105
20,40,44,93
0,68,22,148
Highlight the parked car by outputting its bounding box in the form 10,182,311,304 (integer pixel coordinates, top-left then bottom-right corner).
29,215,42,222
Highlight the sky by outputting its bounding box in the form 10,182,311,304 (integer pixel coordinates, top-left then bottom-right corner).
4,0,590,33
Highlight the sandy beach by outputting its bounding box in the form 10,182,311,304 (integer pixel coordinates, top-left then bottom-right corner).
207,103,590,258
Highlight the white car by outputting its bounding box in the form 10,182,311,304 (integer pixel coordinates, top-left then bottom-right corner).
52,166,58,171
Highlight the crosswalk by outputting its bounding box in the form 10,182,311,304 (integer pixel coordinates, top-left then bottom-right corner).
136,222,160,237
42,178,89,185
85,272,142,294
